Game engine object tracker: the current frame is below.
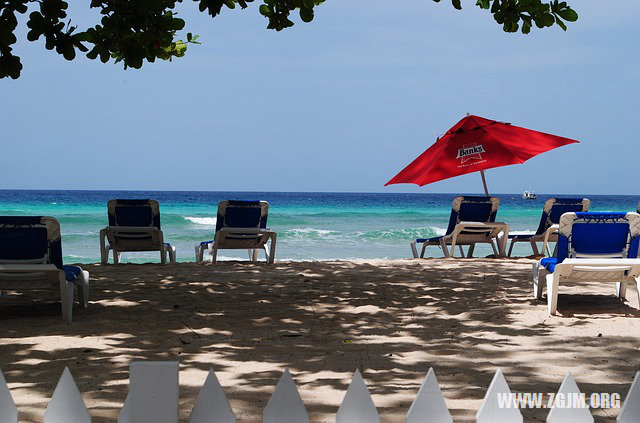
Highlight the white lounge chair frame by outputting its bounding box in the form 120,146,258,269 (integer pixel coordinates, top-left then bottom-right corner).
410,197,509,258
0,217,89,322
100,200,176,264
195,201,277,264
100,227,175,264
507,198,589,257
532,212,640,315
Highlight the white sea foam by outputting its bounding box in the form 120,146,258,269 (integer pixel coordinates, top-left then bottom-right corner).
284,228,340,239
430,226,447,236
508,230,536,236
184,216,217,226
356,226,447,240
64,231,98,236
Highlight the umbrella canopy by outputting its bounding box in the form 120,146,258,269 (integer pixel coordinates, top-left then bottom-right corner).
385,115,578,193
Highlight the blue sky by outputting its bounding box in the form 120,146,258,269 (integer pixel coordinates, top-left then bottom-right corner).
1,1,638,194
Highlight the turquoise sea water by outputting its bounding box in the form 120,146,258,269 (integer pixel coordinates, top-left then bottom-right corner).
1,190,638,263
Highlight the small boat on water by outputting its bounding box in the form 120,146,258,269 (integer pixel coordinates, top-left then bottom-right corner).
522,190,538,200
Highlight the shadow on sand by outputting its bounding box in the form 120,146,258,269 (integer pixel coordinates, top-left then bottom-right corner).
0,258,639,422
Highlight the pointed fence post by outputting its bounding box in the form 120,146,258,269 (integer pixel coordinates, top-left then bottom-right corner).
263,368,308,423
476,369,523,423
44,368,90,423
618,371,640,422
336,369,380,423
406,368,452,423
0,369,17,423
189,369,236,423
118,361,179,423
546,373,593,423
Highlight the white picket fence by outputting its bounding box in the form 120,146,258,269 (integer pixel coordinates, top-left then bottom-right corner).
0,362,639,422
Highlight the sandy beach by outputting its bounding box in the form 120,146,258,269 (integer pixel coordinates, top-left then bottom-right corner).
1,258,639,422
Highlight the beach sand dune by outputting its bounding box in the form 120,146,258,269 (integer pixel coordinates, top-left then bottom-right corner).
0,259,639,422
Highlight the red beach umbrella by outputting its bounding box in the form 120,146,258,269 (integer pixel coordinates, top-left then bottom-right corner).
385,115,579,195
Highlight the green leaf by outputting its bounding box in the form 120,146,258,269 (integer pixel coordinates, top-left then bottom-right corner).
300,7,314,23
475,0,490,10
557,8,578,22
169,18,186,30
259,4,271,16
490,0,500,14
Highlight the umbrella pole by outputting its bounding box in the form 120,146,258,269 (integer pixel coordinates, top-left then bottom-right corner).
480,170,489,196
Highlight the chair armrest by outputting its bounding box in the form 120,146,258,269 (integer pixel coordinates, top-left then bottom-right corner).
101,226,162,234
556,258,640,276
562,258,640,266
453,221,509,237
0,264,58,272
543,225,559,240
100,227,165,252
215,228,276,244
541,224,559,257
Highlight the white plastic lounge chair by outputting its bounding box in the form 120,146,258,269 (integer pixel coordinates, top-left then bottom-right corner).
508,197,589,257
0,216,89,322
410,196,509,258
100,199,176,264
195,200,277,264
532,212,640,315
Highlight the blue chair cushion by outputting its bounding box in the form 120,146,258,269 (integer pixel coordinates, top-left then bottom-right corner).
109,200,161,229
200,240,214,246
508,233,535,240
63,265,82,282
541,257,558,273
164,242,172,247
416,236,443,243
0,226,49,262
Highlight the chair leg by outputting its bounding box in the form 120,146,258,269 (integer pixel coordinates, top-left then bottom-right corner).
59,273,74,322
616,282,628,299
160,248,166,264
194,245,200,262
251,249,258,262
546,273,560,315
268,236,276,264
113,251,120,264
636,278,640,310
532,262,544,299
467,243,475,257
77,271,90,308
420,243,428,258
507,239,515,257
440,239,450,258
458,245,465,257
211,246,218,264
410,241,419,258
531,241,540,256
489,241,498,257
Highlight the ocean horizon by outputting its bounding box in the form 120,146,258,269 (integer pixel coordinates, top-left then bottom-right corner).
1,189,638,263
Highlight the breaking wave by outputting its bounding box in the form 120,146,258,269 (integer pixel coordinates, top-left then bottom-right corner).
281,228,341,239
357,226,446,240
184,216,217,226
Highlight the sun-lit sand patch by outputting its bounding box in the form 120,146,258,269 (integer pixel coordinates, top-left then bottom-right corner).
0,259,638,422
